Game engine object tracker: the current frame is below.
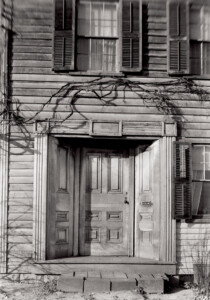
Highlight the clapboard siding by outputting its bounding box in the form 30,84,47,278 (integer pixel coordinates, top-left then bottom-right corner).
5,0,210,274
176,223,210,274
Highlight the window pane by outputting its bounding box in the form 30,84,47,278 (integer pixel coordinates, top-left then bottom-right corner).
198,182,210,214
91,3,103,36
103,40,116,71
192,145,204,180
104,4,118,37
90,39,103,70
203,43,210,75
77,39,90,71
78,2,90,36
203,8,210,41
190,5,201,40
190,42,201,75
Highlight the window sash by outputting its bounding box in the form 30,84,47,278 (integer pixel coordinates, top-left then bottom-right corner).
77,38,117,72
77,1,118,38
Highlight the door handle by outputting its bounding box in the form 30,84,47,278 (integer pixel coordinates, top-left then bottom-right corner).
124,194,129,204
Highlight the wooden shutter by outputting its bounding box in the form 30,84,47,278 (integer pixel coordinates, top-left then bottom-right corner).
47,137,74,259
121,0,142,72
53,0,75,71
174,141,192,219
168,1,189,74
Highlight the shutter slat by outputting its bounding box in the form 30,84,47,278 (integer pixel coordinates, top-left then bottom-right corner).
174,142,192,219
168,1,189,74
53,0,75,71
121,0,142,72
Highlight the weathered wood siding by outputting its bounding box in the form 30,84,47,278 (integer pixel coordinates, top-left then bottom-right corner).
6,0,210,274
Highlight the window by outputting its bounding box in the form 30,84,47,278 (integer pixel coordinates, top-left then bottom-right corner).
53,0,142,73
77,1,118,72
192,145,210,215
168,1,210,76
190,5,210,75
174,142,210,221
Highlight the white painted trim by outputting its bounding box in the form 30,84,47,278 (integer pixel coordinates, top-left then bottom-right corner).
160,137,176,262
33,133,48,261
0,122,9,273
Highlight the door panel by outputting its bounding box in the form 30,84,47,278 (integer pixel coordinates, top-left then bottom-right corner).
135,140,160,260
79,148,130,256
47,137,74,259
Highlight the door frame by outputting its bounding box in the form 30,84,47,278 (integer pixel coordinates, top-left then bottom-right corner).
33,133,176,263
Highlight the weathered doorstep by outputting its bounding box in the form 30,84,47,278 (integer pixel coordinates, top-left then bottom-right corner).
57,271,168,294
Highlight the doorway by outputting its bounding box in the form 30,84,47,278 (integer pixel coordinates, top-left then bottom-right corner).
46,137,161,260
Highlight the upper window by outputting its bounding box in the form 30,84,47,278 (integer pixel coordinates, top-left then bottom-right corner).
77,1,118,72
53,0,142,73
190,5,210,75
168,1,210,76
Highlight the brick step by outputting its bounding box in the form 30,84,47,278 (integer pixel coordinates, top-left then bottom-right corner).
57,272,168,294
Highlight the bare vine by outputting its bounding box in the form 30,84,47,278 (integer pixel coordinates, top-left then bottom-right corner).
0,76,209,130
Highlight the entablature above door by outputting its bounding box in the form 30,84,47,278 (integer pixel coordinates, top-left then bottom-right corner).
34,120,177,138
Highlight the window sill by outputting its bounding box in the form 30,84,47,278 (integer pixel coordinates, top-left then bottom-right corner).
186,215,210,223
61,71,125,77
184,75,210,80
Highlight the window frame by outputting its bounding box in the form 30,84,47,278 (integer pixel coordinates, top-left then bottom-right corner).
189,4,210,76
192,144,210,217
75,0,120,73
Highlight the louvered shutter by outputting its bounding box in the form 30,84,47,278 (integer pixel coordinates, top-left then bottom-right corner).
53,0,75,71
174,141,192,219
168,1,189,74
121,0,142,72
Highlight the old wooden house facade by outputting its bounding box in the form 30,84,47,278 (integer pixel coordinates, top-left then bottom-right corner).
0,0,210,283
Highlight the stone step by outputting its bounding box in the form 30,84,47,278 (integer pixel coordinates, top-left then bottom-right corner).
57,272,168,294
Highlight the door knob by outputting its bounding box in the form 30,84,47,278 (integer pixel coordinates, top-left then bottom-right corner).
124,194,129,204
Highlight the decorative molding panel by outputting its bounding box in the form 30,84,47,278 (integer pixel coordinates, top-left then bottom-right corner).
0,122,9,273
162,122,177,137
89,121,123,136
33,133,48,261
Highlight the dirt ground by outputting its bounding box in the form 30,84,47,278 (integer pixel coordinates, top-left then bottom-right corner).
0,282,195,300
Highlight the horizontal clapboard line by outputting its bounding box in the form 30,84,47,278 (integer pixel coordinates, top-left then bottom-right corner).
8,221,33,229
8,206,33,213
12,60,52,67
8,236,33,244
7,105,210,116
9,177,33,184
14,25,52,33
8,228,33,236
11,67,53,74
10,100,210,109
12,46,52,54
8,212,33,221
9,170,34,177
12,53,52,60
13,33,52,39
13,39,52,46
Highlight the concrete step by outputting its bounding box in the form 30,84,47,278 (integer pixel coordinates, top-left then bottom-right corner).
57,271,168,294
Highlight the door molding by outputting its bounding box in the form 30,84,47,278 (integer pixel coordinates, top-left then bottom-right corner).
33,133,48,261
